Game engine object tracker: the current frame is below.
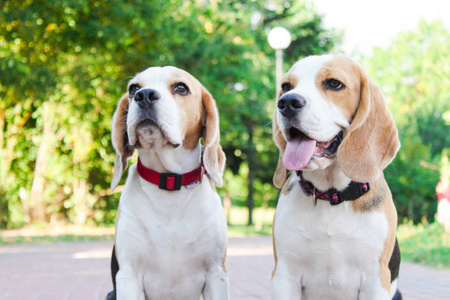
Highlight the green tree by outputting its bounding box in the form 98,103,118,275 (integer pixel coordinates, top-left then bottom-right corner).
365,19,450,223
0,0,337,228
207,0,339,225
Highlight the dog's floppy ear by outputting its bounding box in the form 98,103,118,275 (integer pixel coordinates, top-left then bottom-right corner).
273,92,288,189
201,87,226,187
337,67,400,182
111,94,135,191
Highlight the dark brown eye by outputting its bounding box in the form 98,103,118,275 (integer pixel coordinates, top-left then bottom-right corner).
128,84,140,98
323,79,345,91
281,82,293,93
172,82,190,95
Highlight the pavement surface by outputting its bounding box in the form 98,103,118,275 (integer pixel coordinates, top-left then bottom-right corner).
0,236,449,300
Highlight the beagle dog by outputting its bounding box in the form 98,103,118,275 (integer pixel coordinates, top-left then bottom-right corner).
108,66,229,300
271,55,402,300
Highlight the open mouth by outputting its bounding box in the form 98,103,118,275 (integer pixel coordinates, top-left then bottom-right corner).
283,127,344,171
288,128,344,158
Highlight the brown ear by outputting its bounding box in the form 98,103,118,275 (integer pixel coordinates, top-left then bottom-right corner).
111,94,135,191
337,68,400,182
273,93,288,189
202,87,226,187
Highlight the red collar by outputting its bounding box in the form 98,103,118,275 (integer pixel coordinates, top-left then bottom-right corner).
137,158,205,191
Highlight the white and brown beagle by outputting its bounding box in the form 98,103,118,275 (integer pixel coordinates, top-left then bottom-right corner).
271,55,402,300
107,66,229,300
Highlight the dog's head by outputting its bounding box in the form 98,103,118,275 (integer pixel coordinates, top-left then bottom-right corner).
111,66,225,190
273,55,400,188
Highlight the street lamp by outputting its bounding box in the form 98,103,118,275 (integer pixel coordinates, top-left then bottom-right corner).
268,27,291,97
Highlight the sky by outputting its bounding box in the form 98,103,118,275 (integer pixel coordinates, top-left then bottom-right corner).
311,0,450,56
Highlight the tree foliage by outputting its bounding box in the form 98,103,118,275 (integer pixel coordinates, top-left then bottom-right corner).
365,20,450,223
1,1,446,228
0,0,337,227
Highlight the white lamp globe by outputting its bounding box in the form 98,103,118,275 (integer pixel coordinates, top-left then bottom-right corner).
268,27,292,50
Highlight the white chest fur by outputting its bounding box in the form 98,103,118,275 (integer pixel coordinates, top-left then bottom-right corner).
273,178,389,300
115,164,228,300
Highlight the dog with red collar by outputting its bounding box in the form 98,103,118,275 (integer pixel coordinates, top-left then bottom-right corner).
107,66,228,300
271,55,402,300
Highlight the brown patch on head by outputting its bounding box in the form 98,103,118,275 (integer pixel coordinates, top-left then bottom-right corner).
166,69,204,150
280,73,299,91
163,68,225,186
316,55,400,182
315,55,361,121
201,87,226,187
111,94,135,191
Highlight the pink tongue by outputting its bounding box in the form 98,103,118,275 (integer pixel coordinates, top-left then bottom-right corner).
283,136,316,170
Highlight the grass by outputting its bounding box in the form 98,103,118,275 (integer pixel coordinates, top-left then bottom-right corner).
2,208,449,271
0,207,273,245
0,234,114,245
397,222,450,269
0,224,115,245
226,207,275,237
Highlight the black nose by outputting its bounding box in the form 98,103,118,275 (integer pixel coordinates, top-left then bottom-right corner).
134,89,161,106
277,93,306,117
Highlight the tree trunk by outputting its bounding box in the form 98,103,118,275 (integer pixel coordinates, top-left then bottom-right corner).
72,172,90,225
0,102,5,154
28,102,54,222
255,193,270,231
223,193,232,226
246,123,255,226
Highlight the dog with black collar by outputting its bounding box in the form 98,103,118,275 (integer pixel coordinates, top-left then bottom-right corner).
271,55,402,300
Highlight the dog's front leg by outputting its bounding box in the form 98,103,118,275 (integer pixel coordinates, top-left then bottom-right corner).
271,262,302,300
358,273,391,300
202,266,230,300
116,268,145,300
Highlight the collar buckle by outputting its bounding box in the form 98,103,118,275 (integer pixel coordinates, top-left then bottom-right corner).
159,173,183,191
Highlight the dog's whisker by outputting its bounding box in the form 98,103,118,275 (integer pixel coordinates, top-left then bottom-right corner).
263,121,273,128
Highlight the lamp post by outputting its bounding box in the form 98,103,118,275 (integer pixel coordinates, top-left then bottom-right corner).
268,27,291,98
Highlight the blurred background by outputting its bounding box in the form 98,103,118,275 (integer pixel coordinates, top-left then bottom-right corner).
0,0,449,265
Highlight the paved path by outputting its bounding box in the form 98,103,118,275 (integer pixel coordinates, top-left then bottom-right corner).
0,236,449,299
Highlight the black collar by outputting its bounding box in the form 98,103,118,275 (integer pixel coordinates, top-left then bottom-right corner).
297,171,370,206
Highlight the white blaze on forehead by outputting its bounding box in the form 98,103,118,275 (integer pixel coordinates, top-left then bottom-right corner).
278,54,350,172
279,54,346,141
131,66,178,88
288,54,334,84
126,66,183,147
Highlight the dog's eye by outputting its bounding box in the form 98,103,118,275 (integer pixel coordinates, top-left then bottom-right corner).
172,82,190,96
129,84,141,98
323,79,345,91
281,82,293,93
